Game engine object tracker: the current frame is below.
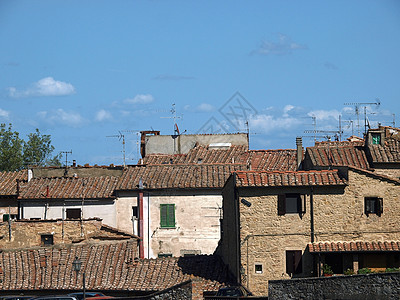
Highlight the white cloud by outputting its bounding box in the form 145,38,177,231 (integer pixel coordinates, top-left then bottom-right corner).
8,77,76,98
124,94,154,104
283,105,295,117
249,114,301,134
252,34,307,56
0,108,10,119
184,103,215,113
95,109,112,122
37,109,85,127
308,110,341,121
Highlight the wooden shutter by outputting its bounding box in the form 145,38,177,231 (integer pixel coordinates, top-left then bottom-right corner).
160,204,175,228
160,204,167,227
278,194,286,215
167,204,175,227
294,250,303,274
377,198,383,216
300,194,306,214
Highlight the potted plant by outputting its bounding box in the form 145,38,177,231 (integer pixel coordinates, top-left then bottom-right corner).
323,264,333,276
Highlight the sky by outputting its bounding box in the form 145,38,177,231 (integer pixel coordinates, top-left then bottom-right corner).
1,0,400,166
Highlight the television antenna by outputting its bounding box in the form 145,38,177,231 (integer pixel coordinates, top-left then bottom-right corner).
60,150,72,167
161,103,184,135
106,131,126,167
344,99,380,137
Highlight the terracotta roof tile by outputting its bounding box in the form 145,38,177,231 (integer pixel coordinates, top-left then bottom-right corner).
18,176,119,200
0,170,27,196
0,241,230,291
116,164,247,190
306,142,369,169
235,170,346,187
308,241,400,253
368,139,400,163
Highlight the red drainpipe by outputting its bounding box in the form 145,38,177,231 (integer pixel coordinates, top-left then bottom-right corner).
138,179,144,259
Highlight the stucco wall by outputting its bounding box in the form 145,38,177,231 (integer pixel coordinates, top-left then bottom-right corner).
145,133,248,155
221,169,400,296
21,200,117,228
116,190,222,258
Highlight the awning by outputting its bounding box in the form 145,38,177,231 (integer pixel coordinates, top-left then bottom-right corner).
308,241,400,253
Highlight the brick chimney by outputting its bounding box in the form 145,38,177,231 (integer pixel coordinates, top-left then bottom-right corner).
296,137,303,170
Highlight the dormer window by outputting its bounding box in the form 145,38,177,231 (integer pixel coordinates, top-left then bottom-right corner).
371,133,381,145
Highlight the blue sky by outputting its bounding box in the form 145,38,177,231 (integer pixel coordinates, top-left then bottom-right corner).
1,0,399,166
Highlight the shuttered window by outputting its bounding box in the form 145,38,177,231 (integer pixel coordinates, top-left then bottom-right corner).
286,250,302,275
371,133,381,145
160,204,175,228
365,197,383,216
278,194,306,215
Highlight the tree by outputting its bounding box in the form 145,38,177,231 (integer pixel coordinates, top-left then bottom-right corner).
23,128,61,167
0,123,61,171
0,123,23,171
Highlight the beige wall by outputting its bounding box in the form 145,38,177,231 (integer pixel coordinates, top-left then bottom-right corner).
220,169,400,296
116,190,222,258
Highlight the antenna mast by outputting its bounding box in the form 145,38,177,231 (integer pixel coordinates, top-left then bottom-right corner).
344,99,380,137
107,131,126,167
60,150,72,167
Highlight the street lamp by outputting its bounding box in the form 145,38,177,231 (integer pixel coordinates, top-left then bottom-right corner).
72,256,86,300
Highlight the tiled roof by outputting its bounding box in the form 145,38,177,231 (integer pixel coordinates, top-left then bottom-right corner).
142,146,298,171
0,241,231,292
142,144,248,165
235,170,346,187
368,139,400,163
0,170,27,196
348,166,400,185
117,164,247,190
18,176,119,200
308,241,400,253
245,149,298,171
306,142,369,169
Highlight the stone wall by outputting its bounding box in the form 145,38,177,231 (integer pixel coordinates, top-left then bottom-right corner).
221,168,400,296
0,218,135,250
268,273,400,300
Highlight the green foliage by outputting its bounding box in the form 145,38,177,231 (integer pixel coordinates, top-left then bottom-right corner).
385,267,400,273
357,267,373,274
0,123,23,171
323,264,333,275
0,123,60,171
344,268,355,275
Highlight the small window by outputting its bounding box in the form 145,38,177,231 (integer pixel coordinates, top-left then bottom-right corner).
41,234,53,246
158,253,172,258
3,214,17,222
160,204,175,228
66,208,81,219
278,194,306,215
371,133,381,145
286,250,302,275
365,197,383,216
132,206,138,219
255,264,263,274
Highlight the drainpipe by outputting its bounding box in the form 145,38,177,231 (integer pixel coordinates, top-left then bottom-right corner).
310,188,315,243
138,178,144,259
233,173,241,285
296,137,303,170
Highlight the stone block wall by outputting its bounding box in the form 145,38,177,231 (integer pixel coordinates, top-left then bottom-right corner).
268,273,400,300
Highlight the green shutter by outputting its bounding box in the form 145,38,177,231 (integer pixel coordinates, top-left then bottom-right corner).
160,204,175,228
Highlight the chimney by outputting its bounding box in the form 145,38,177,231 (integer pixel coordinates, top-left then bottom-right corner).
296,137,303,170
72,160,76,167
28,169,33,182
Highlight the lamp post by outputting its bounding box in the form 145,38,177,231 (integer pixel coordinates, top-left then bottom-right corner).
72,256,86,300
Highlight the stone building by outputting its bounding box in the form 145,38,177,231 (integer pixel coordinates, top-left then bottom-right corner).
0,170,27,221
218,167,400,296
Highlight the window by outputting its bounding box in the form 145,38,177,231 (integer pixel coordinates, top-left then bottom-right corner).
255,264,263,274
158,253,172,258
41,234,54,246
66,208,81,219
371,133,381,145
3,214,17,222
365,197,383,216
132,206,138,219
286,250,302,275
278,194,306,215
160,204,175,228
